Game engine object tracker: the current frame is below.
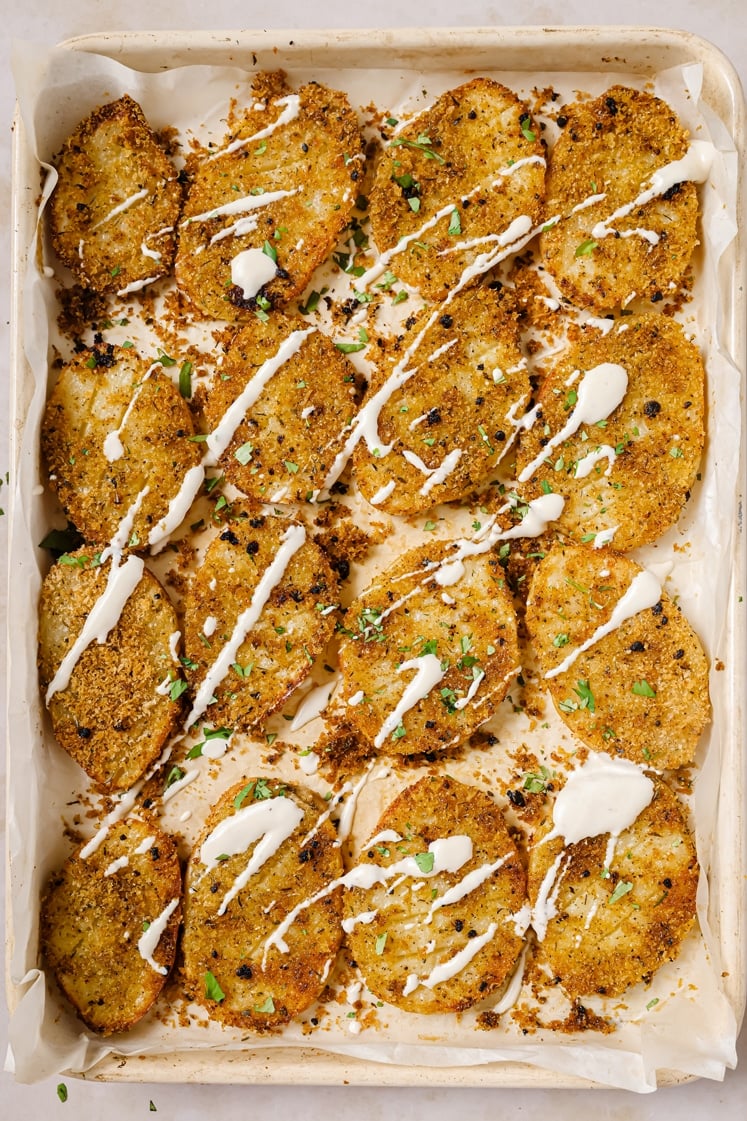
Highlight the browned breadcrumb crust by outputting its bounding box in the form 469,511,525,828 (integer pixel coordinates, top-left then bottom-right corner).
38,550,183,790
201,310,366,503
369,77,546,302
338,542,520,757
182,507,339,731
181,778,343,1029
175,72,364,321
344,775,527,1013
41,815,182,1034
514,314,705,551
41,344,203,548
352,282,530,516
539,86,698,311
525,544,710,769
50,94,183,295
527,777,698,997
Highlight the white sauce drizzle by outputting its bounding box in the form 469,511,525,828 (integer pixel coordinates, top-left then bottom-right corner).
290,675,340,732
168,631,181,664
545,569,661,679
574,444,618,478
183,187,302,227
116,276,160,297
199,797,306,917
335,760,379,845
593,526,619,549
369,479,397,506
419,449,463,497
104,832,156,878
423,853,512,924
137,897,179,975
147,464,206,551
93,189,148,230
202,615,218,638
374,654,445,747
403,922,498,995
262,835,473,966
184,523,306,729
45,554,145,703
518,363,628,483
531,753,655,941
341,909,378,934
491,943,529,1014
209,95,301,160
230,247,277,301
103,361,160,462
590,141,715,242
203,329,314,466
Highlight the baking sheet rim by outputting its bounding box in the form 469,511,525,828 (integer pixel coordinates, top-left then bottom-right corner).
5,23,746,1090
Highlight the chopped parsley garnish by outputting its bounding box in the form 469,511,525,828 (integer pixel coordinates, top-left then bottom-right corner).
178,360,193,399
235,442,254,465
168,678,189,702
575,239,599,257
608,880,633,905
632,679,656,698
375,932,388,955
254,996,275,1013
56,1084,68,1103
204,971,226,1002
519,114,536,142
414,851,435,874
335,340,366,354
164,765,185,790
390,133,446,163
262,239,278,264
448,208,461,235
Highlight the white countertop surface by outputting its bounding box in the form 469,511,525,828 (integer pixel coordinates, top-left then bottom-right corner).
2,1,745,1116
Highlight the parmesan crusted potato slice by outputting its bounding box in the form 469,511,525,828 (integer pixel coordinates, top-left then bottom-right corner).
513,314,705,551
181,778,343,1029
41,816,182,1034
202,311,365,504
344,776,527,1013
176,71,363,321
352,283,531,516
539,86,700,311
182,509,339,731
38,550,183,790
49,94,182,296
525,545,710,769
528,777,698,997
338,543,520,756
369,77,545,302
41,344,203,549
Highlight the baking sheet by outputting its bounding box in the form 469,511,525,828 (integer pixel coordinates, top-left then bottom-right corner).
5,27,746,1093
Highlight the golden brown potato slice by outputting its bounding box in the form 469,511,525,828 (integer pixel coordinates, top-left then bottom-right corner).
41,816,182,1034
41,344,203,549
38,549,184,790
201,310,365,504
539,86,700,310
49,94,182,296
513,314,705,551
338,542,520,756
344,775,527,1013
525,544,710,769
369,78,545,302
182,509,339,731
181,778,343,1029
176,72,363,320
527,776,698,997
352,282,531,516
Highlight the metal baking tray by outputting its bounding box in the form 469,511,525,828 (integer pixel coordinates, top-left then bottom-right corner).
7,26,746,1090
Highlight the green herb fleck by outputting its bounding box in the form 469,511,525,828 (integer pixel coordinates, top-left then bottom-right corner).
448,208,461,235
632,679,656,698
375,932,388,955
254,995,275,1013
262,239,278,264
179,360,193,398
608,880,633,905
204,971,226,1002
575,239,599,257
57,1084,68,1103
414,851,435,874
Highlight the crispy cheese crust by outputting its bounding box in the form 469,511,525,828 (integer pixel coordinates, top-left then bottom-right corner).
41,345,203,548
38,551,183,790
344,776,527,1013
369,78,545,302
41,816,182,1034
202,310,365,503
352,283,531,515
338,543,519,756
539,86,699,310
182,510,339,731
181,779,343,1029
175,72,363,320
525,544,710,769
527,777,698,997
514,314,705,550
49,94,182,295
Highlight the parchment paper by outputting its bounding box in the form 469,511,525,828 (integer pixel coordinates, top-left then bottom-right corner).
6,35,743,1092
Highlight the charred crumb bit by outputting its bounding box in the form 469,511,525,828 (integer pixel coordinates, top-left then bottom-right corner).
628,640,645,653
249,516,265,528
507,789,526,808
651,291,664,303
644,400,661,418
426,408,441,425
77,727,92,739
210,883,219,894
220,529,240,546
605,97,618,115
673,648,685,659
581,869,591,878
454,919,464,932
236,964,253,979
149,847,160,860
439,314,453,328
651,601,664,616
556,114,568,128
245,540,259,555
663,182,683,200
467,928,477,938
